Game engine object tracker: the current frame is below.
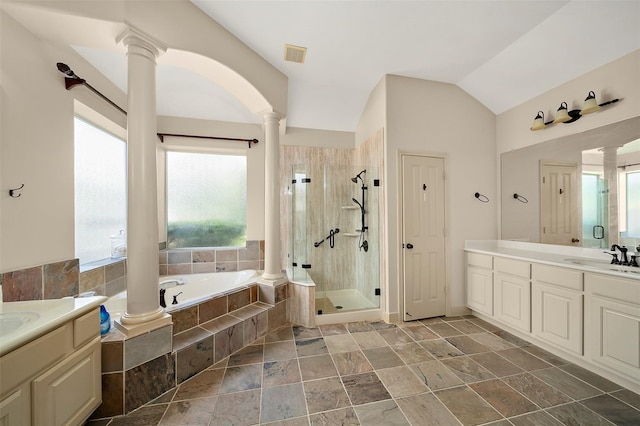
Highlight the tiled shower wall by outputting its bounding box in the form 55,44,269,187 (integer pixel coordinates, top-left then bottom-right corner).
0,240,264,302
280,128,385,307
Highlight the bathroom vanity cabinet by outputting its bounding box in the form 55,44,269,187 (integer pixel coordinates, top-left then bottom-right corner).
465,253,493,316
0,305,103,425
532,264,583,355
585,273,640,381
494,257,531,333
465,241,640,393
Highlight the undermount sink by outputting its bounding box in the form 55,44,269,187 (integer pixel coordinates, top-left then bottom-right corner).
564,258,640,274
0,311,40,336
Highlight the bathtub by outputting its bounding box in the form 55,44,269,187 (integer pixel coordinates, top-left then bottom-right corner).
104,269,260,317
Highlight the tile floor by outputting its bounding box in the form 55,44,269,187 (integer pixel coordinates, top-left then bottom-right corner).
87,316,640,425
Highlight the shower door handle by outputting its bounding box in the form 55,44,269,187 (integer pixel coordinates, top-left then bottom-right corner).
406,243,414,249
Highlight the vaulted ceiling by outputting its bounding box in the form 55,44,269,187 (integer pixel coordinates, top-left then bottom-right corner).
6,1,640,132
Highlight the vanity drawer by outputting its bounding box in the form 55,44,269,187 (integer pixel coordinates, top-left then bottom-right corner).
495,257,530,279
467,252,492,269
532,263,583,291
0,324,72,395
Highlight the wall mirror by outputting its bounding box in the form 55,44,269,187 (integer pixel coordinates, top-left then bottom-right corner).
501,116,640,249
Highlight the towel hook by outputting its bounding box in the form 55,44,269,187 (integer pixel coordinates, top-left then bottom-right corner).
513,193,529,203
9,184,24,198
474,192,489,203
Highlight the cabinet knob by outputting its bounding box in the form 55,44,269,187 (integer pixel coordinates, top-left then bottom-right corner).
406,243,414,249
571,238,580,243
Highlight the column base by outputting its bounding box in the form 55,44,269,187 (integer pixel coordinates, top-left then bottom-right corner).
258,272,288,286
115,310,172,338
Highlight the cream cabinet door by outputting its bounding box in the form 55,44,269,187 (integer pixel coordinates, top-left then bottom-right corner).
0,384,29,426
32,337,101,426
532,282,583,355
467,266,493,316
585,273,640,381
588,295,640,377
494,272,531,332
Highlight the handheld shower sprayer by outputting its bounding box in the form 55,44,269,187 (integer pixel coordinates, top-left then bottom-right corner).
352,198,363,209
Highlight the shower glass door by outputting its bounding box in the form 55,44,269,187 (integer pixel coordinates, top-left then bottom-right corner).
290,164,380,315
582,172,608,248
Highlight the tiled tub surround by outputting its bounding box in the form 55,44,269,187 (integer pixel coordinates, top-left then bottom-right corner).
0,240,264,302
0,258,127,303
159,240,265,276
0,258,82,301
92,280,288,419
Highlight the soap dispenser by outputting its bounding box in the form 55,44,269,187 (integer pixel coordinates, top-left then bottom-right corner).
100,305,111,335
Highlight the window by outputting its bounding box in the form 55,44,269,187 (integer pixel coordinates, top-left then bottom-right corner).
620,168,640,238
166,151,246,248
74,117,127,264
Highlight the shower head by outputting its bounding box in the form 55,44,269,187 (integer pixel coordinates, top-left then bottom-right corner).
351,169,366,183
352,198,363,209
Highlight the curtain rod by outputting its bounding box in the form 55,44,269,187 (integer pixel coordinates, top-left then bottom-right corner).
57,63,260,149
157,133,259,148
57,62,127,115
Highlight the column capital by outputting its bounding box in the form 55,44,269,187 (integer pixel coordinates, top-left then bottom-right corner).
116,26,167,58
262,110,285,125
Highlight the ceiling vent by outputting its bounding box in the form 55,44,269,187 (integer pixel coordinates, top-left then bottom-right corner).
284,44,307,64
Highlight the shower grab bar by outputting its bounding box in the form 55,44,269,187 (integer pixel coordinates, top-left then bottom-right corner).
314,228,340,248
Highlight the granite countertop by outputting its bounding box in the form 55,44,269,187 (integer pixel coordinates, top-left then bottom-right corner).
465,240,640,281
0,296,107,356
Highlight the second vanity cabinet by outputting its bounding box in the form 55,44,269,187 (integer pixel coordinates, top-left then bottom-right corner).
532,264,584,355
585,272,640,379
466,249,640,392
0,307,102,426
494,257,531,333
466,253,493,316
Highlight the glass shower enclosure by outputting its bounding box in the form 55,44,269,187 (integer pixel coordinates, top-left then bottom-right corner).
290,164,380,315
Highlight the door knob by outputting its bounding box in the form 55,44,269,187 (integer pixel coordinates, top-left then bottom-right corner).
406,243,414,249
571,238,580,243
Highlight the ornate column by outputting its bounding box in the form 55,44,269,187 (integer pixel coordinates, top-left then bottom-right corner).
261,112,286,283
116,27,171,335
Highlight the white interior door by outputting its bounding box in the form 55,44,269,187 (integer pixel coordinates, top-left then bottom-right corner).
401,154,446,321
541,162,579,246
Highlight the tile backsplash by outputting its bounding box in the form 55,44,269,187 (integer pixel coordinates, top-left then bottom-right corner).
0,240,265,302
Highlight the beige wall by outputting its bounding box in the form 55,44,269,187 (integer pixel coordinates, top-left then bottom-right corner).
361,75,498,320
0,10,353,274
497,50,640,155
0,11,119,271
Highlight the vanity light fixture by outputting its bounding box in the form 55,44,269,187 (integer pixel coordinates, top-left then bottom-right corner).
530,90,620,131
531,111,547,131
580,90,601,115
553,102,571,124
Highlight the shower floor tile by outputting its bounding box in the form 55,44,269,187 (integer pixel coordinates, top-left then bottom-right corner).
316,289,377,314
91,316,640,426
